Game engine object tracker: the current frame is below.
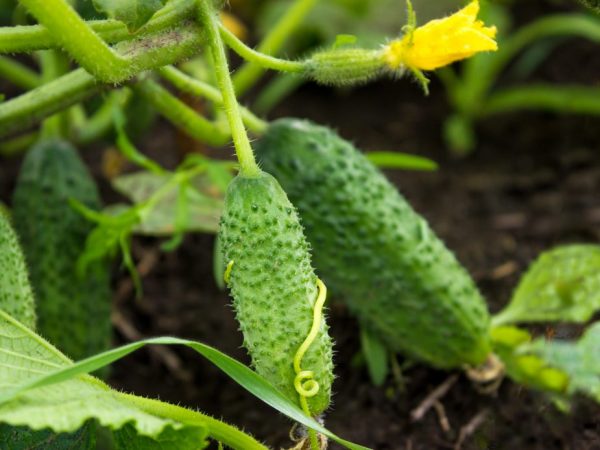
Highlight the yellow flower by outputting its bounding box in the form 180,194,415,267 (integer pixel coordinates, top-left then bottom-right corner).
384,1,498,72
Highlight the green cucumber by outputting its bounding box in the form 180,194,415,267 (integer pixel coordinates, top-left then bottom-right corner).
12,139,111,361
255,119,491,369
219,171,334,414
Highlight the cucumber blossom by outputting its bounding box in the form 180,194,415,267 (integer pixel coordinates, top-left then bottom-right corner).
0,211,36,329
219,171,334,414
255,119,491,369
12,139,111,361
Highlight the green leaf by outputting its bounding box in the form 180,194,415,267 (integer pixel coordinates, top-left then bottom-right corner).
112,171,224,235
0,310,370,450
92,0,167,32
360,327,388,386
494,245,600,325
0,423,96,450
365,151,438,171
113,423,207,450
526,322,600,402
0,311,210,449
490,326,569,394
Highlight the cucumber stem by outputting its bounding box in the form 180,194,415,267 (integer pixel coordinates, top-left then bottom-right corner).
232,0,318,95
118,393,269,450
197,0,261,178
219,24,305,75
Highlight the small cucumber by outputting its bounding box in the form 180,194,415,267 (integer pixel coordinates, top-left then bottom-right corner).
0,211,36,329
12,139,111,361
219,171,334,414
255,119,491,369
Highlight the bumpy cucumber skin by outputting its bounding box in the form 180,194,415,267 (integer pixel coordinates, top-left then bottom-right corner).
12,139,111,361
0,212,36,329
219,172,334,414
256,119,491,369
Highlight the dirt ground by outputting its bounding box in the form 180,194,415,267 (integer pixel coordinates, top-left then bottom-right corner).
1,1,600,449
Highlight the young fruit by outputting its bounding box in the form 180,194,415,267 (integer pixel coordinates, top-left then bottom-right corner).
0,211,36,329
12,139,111,361
255,119,491,369
219,171,334,414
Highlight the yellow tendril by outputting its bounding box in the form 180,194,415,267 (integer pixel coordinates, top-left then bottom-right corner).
224,260,234,285
293,278,327,417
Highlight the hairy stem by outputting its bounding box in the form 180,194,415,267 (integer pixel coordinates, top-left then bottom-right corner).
118,393,269,450
18,0,202,83
0,68,99,138
0,56,41,89
0,25,203,138
0,0,195,53
133,78,231,147
219,23,305,74
159,66,268,135
197,1,260,177
232,0,318,95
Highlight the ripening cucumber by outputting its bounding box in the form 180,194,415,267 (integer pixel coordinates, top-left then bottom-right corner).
255,119,491,369
0,211,36,329
219,171,334,414
12,139,111,361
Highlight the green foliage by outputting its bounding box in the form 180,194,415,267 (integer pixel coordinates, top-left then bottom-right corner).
360,327,389,386
0,211,36,329
111,168,228,236
494,245,600,326
0,310,366,450
256,118,491,369
578,0,600,13
219,172,334,414
92,0,167,32
526,322,600,402
490,326,569,394
12,139,111,361
0,423,96,450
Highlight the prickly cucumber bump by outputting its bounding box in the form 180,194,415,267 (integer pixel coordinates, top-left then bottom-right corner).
256,119,491,369
12,139,111,361
219,172,334,414
0,212,36,329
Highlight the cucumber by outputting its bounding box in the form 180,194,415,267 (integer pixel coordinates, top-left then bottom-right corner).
0,210,36,329
12,139,111,361
219,172,334,414
255,119,491,369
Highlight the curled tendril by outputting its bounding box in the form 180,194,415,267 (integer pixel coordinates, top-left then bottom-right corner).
292,279,328,417
294,370,319,397
223,260,234,285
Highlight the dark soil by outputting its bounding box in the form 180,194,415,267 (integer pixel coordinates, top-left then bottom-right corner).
1,1,600,449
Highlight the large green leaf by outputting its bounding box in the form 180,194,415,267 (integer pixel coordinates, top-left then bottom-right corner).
92,0,167,32
0,310,370,450
493,245,600,326
526,322,600,402
111,171,224,235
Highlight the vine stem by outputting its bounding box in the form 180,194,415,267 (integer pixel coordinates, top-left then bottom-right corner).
0,56,41,89
159,66,268,135
0,0,195,54
117,393,269,450
219,24,305,74
197,0,260,178
233,0,318,95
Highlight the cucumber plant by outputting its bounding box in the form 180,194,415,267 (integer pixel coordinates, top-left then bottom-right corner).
5,0,591,448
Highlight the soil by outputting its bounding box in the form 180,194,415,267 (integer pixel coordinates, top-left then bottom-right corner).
1,1,600,449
